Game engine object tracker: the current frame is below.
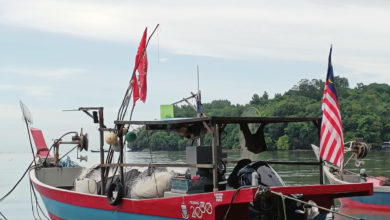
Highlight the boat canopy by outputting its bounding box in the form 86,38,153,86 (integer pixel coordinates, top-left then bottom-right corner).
114,116,323,188
115,116,322,130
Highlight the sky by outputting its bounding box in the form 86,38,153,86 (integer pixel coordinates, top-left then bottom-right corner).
1,0,389,152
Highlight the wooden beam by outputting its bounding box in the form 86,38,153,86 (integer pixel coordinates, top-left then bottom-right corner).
225,160,320,166
100,163,214,169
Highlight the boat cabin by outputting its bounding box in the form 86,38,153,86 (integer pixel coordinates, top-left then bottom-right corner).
112,116,324,194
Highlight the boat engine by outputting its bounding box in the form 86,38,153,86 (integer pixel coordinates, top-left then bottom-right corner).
229,161,309,220
236,161,285,187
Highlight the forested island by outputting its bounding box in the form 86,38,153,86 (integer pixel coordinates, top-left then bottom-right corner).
128,77,390,151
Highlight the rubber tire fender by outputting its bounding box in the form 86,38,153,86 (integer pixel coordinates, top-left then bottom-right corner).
106,181,124,206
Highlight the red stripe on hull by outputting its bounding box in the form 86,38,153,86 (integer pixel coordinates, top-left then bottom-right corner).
340,197,390,211
33,179,186,219
48,212,65,220
30,169,373,219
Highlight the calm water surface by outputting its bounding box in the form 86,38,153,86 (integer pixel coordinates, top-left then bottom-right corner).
1,150,390,219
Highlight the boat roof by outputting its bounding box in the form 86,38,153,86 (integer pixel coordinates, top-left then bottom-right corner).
115,116,321,130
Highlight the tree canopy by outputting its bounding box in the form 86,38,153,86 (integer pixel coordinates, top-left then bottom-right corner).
128,77,390,151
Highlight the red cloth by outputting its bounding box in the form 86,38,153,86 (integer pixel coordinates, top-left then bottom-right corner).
139,52,148,102
132,28,147,105
131,72,139,105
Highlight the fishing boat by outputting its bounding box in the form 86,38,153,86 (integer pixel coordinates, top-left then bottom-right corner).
22,26,373,220
25,112,374,220
312,141,390,211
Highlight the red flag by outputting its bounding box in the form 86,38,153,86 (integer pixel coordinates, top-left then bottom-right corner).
137,28,148,102
132,28,147,105
131,72,139,105
139,52,148,102
320,47,344,168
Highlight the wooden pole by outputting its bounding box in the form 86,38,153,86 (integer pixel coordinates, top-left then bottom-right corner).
211,123,219,191
99,107,106,195
317,118,324,184
119,128,124,184
320,158,324,184
24,120,37,166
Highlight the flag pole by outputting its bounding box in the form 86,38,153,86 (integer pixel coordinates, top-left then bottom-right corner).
117,24,160,122
318,118,324,184
128,24,160,121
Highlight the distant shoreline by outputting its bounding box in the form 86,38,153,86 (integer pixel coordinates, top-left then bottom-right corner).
126,148,388,153
127,148,319,153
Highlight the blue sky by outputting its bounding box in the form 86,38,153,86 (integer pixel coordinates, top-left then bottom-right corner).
1,0,389,152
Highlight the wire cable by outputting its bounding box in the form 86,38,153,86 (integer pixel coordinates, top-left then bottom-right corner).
29,181,37,220
255,186,364,220
30,181,49,220
0,210,7,220
0,161,33,202
223,186,252,220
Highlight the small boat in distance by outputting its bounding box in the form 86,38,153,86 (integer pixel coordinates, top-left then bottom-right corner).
91,149,109,153
312,141,390,211
382,142,390,150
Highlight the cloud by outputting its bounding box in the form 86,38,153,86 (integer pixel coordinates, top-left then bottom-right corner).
0,0,389,81
0,104,21,119
0,66,85,80
0,84,53,97
159,58,168,63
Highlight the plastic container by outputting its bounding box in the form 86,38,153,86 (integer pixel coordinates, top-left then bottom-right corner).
171,177,204,194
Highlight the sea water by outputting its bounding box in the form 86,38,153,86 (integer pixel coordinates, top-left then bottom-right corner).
1,150,390,219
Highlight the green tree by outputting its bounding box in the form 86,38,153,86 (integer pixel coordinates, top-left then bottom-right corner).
276,135,289,150
129,77,390,151
250,94,261,105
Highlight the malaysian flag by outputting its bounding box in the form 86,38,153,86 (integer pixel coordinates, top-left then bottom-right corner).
319,46,344,168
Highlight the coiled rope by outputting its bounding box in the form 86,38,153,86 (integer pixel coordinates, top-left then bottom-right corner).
255,186,365,220
223,185,365,220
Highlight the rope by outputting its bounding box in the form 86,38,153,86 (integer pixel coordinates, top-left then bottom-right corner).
58,145,78,161
0,157,49,219
145,127,159,197
24,120,37,167
28,172,49,220
30,181,50,220
108,156,121,187
272,191,287,220
29,182,36,220
255,186,364,220
224,185,364,220
0,160,33,202
0,210,7,220
223,186,252,220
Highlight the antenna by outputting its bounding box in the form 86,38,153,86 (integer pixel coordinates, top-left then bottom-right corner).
197,65,200,94
196,66,202,116
196,66,203,146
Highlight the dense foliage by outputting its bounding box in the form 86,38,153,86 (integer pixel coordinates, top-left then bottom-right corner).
128,77,390,151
